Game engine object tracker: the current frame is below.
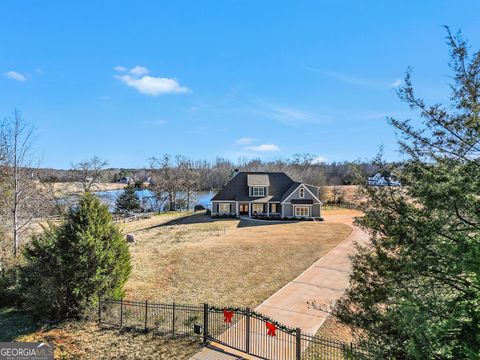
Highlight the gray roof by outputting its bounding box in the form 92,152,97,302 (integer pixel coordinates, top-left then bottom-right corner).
247,174,270,187
211,172,295,202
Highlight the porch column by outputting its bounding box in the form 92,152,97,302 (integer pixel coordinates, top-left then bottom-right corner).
267,203,269,216
248,203,251,217
235,202,239,216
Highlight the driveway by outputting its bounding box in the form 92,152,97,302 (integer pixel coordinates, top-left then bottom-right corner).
254,210,368,335
190,210,368,359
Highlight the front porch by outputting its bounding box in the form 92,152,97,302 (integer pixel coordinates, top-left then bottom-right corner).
238,201,282,218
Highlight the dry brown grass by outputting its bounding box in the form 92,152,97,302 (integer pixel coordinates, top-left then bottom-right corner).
124,213,352,308
18,322,201,360
315,315,355,343
323,185,361,203
49,182,127,196
15,211,355,358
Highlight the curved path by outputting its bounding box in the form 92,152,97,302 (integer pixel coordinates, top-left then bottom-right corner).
254,210,368,335
190,210,368,359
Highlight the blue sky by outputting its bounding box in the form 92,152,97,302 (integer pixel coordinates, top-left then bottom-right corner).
1,1,479,169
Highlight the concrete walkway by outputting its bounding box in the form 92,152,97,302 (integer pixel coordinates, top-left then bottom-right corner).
189,345,247,360
190,211,368,359
254,212,368,335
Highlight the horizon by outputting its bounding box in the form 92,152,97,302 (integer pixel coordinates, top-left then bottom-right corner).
1,1,479,168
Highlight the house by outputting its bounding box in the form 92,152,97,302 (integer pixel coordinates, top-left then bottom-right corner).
118,176,134,185
211,171,322,219
367,173,401,186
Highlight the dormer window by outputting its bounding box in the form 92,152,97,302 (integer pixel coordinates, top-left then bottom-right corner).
299,187,305,198
252,187,265,197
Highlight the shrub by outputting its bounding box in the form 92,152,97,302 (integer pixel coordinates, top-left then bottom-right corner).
115,185,141,213
19,193,132,320
0,267,20,307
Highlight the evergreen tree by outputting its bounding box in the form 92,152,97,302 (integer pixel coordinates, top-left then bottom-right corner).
20,193,131,319
115,185,141,213
333,28,480,359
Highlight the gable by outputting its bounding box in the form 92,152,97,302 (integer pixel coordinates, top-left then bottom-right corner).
281,183,321,204
247,174,270,187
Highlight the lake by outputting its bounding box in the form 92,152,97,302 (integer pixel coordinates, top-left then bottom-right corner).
95,189,216,213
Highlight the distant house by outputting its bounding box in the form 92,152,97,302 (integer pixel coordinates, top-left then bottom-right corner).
367,173,401,186
118,176,134,185
211,171,322,219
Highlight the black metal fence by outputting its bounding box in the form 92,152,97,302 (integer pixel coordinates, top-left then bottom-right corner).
98,299,368,360
321,202,362,211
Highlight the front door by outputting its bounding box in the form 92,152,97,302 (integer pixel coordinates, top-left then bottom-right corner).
239,203,249,215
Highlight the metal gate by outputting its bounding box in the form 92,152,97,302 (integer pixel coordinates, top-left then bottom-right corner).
98,300,367,360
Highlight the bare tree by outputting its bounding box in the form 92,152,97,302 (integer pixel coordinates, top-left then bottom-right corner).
71,156,108,193
0,110,44,258
149,154,181,211
331,185,346,204
177,156,199,210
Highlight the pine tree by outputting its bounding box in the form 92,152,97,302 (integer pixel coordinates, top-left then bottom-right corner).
115,185,141,213
333,28,480,359
20,193,131,319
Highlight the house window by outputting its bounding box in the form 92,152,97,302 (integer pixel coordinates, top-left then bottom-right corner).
252,187,265,196
295,206,310,217
218,203,230,213
299,188,305,198
252,204,264,214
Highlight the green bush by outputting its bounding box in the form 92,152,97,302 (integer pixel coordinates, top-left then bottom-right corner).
19,193,131,320
0,267,20,307
115,185,141,213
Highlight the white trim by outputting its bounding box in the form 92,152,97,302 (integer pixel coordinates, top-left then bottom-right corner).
294,205,311,217
218,203,231,214
281,184,322,204
251,186,266,197
299,188,305,198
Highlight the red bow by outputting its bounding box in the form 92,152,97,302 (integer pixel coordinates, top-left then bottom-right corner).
223,309,234,323
266,321,277,336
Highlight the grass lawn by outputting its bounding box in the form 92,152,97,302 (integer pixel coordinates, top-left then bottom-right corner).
125,212,352,307
3,210,355,358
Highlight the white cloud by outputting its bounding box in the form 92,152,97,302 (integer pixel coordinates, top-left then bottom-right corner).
252,101,314,125
114,65,126,72
312,156,328,164
391,79,402,88
115,74,191,96
129,65,149,76
304,66,401,90
235,137,256,145
243,144,280,152
3,71,27,82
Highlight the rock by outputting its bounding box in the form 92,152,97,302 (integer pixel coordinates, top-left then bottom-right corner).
126,233,135,243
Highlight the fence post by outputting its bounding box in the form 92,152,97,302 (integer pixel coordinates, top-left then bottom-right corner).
144,300,148,332
245,308,251,354
119,298,123,327
203,303,208,344
296,328,301,360
172,302,176,334
98,296,101,324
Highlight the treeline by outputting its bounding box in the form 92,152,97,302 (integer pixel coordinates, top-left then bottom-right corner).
34,155,382,190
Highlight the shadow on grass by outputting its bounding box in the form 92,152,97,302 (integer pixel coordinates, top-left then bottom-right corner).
154,212,301,229
0,307,40,341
